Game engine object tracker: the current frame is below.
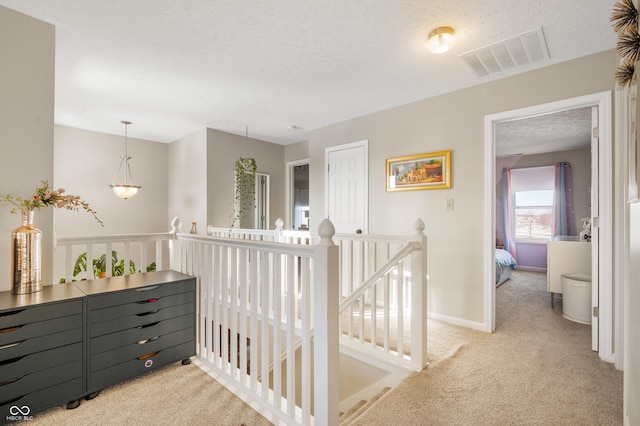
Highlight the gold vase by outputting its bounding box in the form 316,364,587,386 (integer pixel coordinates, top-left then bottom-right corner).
11,210,42,294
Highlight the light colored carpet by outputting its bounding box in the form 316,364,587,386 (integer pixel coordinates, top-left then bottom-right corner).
30,361,273,426
28,270,623,425
346,270,623,425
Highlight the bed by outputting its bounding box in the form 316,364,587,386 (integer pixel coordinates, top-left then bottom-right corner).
496,248,517,286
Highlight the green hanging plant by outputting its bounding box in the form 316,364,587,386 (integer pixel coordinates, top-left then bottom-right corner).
231,157,257,228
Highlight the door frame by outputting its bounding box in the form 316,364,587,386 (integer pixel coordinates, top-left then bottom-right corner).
285,158,309,230
483,91,615,362
325,140,369,233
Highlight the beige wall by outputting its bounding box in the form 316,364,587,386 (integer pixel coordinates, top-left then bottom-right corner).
169,128,285,232
285,140,310,163
307,50,618,325
0,6,55,291
54,125,169,235
205,128,285,229
628,203,640,423
168,128,208,232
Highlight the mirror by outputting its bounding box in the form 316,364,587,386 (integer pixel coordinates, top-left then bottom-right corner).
234,172,270,229
292,164,309,230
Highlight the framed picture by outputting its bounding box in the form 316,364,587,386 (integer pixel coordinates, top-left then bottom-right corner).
386,150,451,191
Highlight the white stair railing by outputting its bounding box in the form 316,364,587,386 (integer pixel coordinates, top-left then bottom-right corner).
53,232,173,283
53,216,427,424
336,219,428,371
172,218,339,425
208,218,429,371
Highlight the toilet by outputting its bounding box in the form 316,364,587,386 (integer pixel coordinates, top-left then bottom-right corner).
561,274,592,324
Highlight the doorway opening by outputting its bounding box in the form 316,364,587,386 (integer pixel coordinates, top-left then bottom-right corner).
286,159,309,230
484,91,614,362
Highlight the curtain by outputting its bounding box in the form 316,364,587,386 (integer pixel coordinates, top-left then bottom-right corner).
553,162,576,236
501,167,516,258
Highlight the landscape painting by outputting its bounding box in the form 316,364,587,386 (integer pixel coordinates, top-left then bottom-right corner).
386,150,451,191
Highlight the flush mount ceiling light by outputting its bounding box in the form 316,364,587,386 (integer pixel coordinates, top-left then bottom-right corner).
110,120,141,200
427,26,455,54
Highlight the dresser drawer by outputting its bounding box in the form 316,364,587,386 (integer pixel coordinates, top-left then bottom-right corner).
0,377,83,419
0,299,82,330
0,343,82,382
88,280,193,310
0,360,82,403
90,302,194,337
91,328,194,371
90,313,194,354
89,341,195,391
0,328,83,362
90,291,194,324
0,314,82,346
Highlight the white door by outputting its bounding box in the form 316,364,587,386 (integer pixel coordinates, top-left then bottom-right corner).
325,141,368,234
591,106,600,352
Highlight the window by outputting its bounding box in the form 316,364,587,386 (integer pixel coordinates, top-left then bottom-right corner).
514,190,554,239
509,165,555,241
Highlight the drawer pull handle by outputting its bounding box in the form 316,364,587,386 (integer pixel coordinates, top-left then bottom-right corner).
0,376,23,387
136,285,159,292
0,341,21,351
138,351,158,360
136,322,159,329
136,298,159,304
0,325,21,334
137,336,160,345
0,355,25,367
0,310,24,318
137,309,160,317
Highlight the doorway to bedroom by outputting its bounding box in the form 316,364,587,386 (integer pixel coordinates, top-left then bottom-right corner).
484,92,614,362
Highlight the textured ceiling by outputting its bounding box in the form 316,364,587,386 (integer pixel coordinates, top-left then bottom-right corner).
0,0,618,144
496,107,593,157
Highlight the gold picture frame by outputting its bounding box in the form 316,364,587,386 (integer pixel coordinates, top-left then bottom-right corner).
386,150,451,192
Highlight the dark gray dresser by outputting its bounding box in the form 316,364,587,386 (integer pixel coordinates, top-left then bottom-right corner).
0,270,195,420
74,270,196,394
0,283,86,419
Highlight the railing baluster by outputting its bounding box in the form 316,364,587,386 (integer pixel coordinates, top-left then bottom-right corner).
230,247,238,378
396,262,404,358
86,244,94,280
286,254,296,418
272,252,282,410
260,250,269,400
249,248,258,391
156,240,163,270
65,245,73,280
301,256,311,423
204,244,213,361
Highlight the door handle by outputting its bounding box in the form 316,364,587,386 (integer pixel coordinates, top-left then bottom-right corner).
355,229,362,234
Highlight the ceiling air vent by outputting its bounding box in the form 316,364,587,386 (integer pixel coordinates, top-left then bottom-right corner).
460,28,550,78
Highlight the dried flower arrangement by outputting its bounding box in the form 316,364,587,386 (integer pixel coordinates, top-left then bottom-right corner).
0,180,103,226
612,0,640,87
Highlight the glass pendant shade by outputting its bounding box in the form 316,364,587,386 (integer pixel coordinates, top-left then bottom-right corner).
110,120,141,199
111,184,140,199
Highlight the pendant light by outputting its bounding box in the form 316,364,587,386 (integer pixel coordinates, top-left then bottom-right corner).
110,120,141,199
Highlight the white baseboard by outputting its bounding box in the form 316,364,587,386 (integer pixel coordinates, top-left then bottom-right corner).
516,266,547,272
427,311,487,332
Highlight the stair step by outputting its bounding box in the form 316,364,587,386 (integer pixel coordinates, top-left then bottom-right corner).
340,387,391,425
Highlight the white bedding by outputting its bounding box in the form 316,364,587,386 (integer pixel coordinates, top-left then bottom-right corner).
496,249,517,286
